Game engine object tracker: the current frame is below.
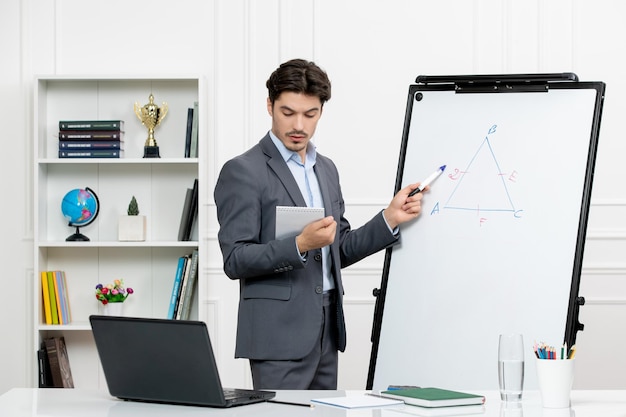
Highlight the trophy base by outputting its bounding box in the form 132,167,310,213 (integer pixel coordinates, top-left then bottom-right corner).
143,146,160,158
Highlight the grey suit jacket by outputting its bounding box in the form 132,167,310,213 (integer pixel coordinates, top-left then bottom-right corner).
214,134,399,360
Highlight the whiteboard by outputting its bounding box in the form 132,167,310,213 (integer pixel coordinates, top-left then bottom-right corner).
369,77,604,392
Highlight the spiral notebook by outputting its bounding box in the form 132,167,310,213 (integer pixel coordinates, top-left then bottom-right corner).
275,206,325,239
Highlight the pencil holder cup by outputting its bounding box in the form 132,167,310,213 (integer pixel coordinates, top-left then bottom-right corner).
535,358,575,408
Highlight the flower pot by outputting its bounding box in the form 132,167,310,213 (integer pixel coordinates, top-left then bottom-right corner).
102,302,124,316
118,215,146,241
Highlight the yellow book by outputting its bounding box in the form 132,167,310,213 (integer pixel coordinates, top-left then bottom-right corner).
41,271,52,325
47,271,59,325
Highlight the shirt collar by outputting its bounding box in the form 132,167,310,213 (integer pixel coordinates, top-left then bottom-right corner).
269,130,317,166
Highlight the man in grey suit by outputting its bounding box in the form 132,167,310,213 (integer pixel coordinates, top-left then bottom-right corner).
214,59,426,390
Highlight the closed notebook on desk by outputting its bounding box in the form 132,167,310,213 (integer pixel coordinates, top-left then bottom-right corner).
380,387,485,408
89,315,275,407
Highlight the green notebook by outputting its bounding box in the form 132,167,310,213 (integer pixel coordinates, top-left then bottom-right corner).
380,387,485,408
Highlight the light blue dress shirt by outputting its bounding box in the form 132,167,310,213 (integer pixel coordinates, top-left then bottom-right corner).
269,131,334,291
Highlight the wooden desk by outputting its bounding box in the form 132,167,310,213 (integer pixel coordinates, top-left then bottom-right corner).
0,388,624,416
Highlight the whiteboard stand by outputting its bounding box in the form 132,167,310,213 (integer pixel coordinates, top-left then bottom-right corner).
367,73,605,391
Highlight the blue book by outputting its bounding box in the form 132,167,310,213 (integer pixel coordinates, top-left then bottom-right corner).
54,271,69,325
167,257,187,319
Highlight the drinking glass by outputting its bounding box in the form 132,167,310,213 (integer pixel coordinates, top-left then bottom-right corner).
498,334,525,401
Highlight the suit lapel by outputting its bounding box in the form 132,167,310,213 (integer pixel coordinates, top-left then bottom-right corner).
260,135,307,207
314,160,332,217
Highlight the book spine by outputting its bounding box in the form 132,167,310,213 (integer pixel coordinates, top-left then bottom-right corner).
38,343,54,388
179,249,199,320
184,107,193,157
41,271,52,325
44,337,62,387
56,336,74,388
61,271,72,322
167,257,186,319
58,150,123,158
175,255,192,320
59,120,124,131
177,188,193,241
52,272,64,325
183,179,199,241
58,130,124,140
59,140,123,150
54,271,70,324
190,101,199,158
46,271,59,325
37,349,45,387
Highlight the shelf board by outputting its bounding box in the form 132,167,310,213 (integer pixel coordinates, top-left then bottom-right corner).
38,322,92,331
36,74,202,82
38,158,198,165
37,241,198,248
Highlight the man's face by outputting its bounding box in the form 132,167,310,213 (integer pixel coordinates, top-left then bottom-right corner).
267,91,323,161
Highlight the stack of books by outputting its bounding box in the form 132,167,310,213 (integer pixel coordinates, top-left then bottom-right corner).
167,250,199,320
38,336,74,388
40,270,71,325
58,120,124,158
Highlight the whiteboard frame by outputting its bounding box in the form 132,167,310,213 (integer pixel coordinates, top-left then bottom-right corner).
367,73,605,390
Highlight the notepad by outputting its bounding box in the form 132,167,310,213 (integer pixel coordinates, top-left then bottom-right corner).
311,395,403,409
379,387,485,408
383,404,486,416
275,206,325,239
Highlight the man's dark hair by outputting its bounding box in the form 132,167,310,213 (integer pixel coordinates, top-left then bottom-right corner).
266,59,332,106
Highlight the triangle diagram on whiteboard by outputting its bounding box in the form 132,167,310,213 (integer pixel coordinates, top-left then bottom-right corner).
444,129,516,213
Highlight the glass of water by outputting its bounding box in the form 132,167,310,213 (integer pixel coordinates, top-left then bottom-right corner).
498,334,525,401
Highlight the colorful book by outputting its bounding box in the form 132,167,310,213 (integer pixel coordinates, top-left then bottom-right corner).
178,249,199,320
59,140,123,150
61,271,72,323
46,271,59,325
54,271,70,325
40,271,52,325
167,256,187,319
59,130,124,140
59,120,124,131
58,149,123,158
52,272,64,325
379,387,485,408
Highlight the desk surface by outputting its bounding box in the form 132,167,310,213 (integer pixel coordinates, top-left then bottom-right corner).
0,388,625,416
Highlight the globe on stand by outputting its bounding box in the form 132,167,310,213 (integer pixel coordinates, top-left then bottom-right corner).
61,188,100,241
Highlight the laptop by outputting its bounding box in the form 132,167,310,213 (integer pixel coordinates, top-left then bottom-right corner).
89,315,275,407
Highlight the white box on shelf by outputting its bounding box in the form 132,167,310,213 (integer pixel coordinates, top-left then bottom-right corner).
118,215,147,241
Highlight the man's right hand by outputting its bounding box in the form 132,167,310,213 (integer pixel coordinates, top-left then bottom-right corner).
296,216,336,253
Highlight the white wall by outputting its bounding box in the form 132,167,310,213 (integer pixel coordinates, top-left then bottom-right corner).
1,0,625,395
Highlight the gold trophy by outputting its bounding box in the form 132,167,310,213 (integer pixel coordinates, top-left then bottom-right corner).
134,93,168,158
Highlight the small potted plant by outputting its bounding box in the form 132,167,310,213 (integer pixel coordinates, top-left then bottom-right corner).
95,279,134,316
118,195,146,241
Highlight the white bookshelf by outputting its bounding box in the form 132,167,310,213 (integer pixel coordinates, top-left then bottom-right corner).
32,75,207,388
